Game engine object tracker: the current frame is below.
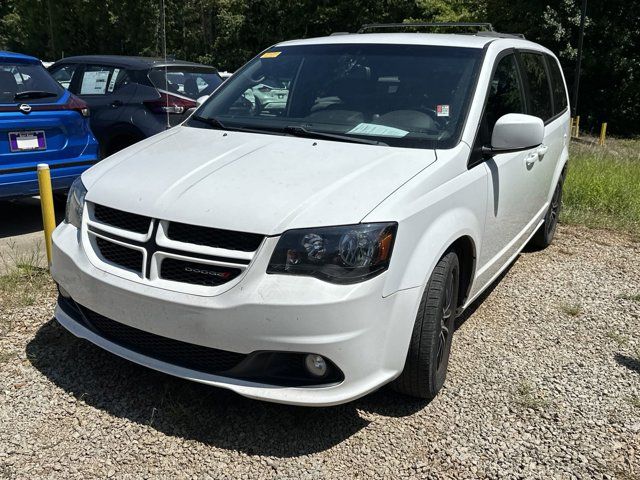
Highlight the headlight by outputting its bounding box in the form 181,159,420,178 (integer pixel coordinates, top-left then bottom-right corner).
267,223,397,284
65,177,87,229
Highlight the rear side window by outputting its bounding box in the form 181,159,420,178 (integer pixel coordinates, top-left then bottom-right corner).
79,65,131,95
149,67,223,99
482,53,526,140
50,64,78,90
546,56,568,114
519,52,553,121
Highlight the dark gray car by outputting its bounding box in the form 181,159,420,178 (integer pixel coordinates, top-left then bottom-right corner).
49,56,223,157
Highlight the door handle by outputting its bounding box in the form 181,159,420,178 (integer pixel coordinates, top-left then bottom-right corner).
537,145,549,159
111,100,123,108
525,152,538,168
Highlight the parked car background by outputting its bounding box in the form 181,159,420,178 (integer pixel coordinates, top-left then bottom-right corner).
48,56,223,157
0,51,98,199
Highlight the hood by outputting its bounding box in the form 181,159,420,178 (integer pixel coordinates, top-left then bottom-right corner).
83,126,436,235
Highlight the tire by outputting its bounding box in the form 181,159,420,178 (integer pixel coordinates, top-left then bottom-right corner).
391,251,460,399
529,169,566,249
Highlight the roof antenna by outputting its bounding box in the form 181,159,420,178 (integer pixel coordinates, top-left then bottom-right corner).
160,0,170,129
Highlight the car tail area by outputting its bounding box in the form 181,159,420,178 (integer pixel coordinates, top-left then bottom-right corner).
143,65,223,127
0,92,99,198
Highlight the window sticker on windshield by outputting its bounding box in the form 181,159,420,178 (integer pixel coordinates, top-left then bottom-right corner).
347,123,409,138
107,68,119,92
80,70,110,94
261,51,281,59
437,105,450,117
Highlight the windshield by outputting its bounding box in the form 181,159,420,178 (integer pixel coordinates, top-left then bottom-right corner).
149,66,223,100
0,62,64,104
188,44,483,149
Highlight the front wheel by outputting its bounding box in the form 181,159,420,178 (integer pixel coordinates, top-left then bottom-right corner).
391,252,460,399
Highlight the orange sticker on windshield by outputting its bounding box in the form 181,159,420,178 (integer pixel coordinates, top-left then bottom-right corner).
261,51,281,58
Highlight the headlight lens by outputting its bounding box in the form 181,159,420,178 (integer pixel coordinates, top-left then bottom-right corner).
267,223,397,284
65,177,87,228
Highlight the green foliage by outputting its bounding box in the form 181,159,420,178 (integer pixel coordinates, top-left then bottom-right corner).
0,0,638,133
562,140,640,236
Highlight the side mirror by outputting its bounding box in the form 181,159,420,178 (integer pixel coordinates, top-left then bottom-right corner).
196,95,210,107
482,113,544,156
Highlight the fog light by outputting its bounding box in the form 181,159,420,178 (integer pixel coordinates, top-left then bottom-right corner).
305,354,327,377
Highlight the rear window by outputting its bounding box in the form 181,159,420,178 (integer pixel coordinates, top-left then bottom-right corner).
546,55,568,114
0,62,63,104
148,67,223,99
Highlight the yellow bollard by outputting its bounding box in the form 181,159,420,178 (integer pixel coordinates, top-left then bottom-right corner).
599,122,608,146
570,117,575,137
574,115,580,138
37,164,56,266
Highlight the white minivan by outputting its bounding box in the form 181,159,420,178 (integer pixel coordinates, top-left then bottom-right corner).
51,27,570,406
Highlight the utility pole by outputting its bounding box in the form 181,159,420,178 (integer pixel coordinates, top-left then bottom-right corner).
46,0,56,59
571,0,587,117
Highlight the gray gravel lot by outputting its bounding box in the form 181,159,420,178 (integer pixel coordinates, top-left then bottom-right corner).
0,225,639,479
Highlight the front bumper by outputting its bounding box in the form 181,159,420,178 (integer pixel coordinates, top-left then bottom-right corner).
51,222,422,406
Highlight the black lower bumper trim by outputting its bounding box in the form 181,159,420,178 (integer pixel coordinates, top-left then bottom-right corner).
56,294,344,387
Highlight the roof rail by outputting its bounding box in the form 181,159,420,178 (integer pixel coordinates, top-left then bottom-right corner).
357,22,495,34
475,31,526,39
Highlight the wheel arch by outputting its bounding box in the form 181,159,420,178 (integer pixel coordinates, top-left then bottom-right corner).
382,206,482,300
446,235,477,310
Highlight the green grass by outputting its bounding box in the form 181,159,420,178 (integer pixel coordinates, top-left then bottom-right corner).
0,261,52,338
628,395,640,409
515,381,551,411
562,138,640,236
559,303,582,317
0,246,52,338
0,263,50,308
618,293,640,302
606,331,628,346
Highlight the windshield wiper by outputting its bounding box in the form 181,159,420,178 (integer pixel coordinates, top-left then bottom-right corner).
283,125,388,146
190,115,281,135
190,115,227,129
14,91,58,100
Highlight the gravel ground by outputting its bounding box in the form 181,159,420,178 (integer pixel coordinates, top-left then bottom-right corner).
0,225,638,479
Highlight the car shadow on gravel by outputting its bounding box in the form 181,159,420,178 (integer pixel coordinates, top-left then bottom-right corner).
26,319,429,457
615,353,640,374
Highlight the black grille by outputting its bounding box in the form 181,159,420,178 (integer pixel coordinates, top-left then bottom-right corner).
96,237,143,273
94,204,151,234
167,222,264,252
73,303,247,374
160,258,241,286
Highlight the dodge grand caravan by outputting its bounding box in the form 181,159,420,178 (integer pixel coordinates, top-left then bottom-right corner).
51,27,570,406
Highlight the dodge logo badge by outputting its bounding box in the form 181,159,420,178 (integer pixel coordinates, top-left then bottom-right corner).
19,104,32,114
184,266,231,278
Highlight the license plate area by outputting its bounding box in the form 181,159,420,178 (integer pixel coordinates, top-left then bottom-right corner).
8,131,46,152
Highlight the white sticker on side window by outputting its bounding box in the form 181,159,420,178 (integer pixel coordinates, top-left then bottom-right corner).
80,70,110,95
107,68,120,92
347,123,409,137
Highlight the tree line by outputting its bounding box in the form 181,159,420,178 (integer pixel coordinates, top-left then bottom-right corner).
1,0,638,136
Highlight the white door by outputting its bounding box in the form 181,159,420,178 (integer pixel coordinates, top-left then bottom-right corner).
518,51,565,213
474,52,543,289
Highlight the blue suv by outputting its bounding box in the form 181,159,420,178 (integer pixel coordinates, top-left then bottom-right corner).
0,51,99,199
